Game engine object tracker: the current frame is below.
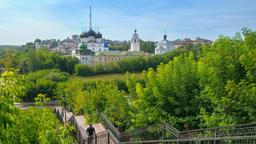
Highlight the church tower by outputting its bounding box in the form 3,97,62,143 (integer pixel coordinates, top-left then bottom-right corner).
130,29,140,51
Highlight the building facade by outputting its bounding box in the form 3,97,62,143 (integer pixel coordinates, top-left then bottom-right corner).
155,34,175,55
172,37,212,48
72,46,149,65
80,29,109,52
129,29,140,51
71,43,95,65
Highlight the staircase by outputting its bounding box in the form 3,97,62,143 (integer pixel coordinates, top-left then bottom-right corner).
19,103,256,144
54,107,118,144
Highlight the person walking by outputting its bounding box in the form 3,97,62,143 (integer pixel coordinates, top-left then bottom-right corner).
86,124,95,144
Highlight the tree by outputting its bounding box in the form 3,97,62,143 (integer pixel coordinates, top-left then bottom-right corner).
0,71,24,129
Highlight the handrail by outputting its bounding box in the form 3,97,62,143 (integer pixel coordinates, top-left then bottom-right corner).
161,122,180,134
100,113,121,140
108,130,120,144
178,122,256,140
180,122,256,133
118,123,179,141
119,135,256,144
54,108,256,144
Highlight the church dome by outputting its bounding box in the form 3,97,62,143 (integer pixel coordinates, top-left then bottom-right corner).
96,32,102,38
80,31,89,38
88,29,97,37
80,32,85,38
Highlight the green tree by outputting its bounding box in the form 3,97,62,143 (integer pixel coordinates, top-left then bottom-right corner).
0,71,24,128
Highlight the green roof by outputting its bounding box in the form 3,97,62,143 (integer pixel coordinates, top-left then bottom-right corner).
80,42,87,49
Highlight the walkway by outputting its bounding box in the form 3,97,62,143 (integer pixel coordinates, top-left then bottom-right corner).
17,102,117,144
54,106,118,144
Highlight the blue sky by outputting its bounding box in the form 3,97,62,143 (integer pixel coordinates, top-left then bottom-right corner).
0,0,255,45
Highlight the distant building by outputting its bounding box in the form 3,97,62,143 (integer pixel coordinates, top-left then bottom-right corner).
78,6,108,52
71,43,95,64
129,29,140,51
93,51,148,65
155,34,175,55
173,37,212,48
79,29,108,52
72,43,149,65
72,35,80,41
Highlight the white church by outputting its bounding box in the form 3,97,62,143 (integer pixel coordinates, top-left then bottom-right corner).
78,6,109,52
155,34,175,55
71,6,149,65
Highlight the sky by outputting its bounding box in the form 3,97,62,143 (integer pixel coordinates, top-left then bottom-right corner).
0,0,256,45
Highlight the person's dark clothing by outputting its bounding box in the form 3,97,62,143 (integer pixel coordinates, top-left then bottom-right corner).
86,126,95,144
86,126,95,136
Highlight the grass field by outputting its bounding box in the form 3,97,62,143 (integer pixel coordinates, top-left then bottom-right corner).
71,72,142,82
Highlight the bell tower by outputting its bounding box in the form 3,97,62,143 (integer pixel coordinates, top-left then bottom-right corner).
130,29,140,51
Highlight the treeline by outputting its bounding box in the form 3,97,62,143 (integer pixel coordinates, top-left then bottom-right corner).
74,48,189,76
109,40,155,53
0,42,192,77
58,29,256,131
0,43,79,74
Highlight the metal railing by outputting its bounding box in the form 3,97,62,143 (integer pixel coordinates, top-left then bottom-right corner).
179,122,256,139
82,130,119,144
119,123,180,142
120,136,256,144
118,122,256,144
100,113,121,141
55,109,256,144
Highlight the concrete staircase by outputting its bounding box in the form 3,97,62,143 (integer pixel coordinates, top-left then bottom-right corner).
54,107,119,144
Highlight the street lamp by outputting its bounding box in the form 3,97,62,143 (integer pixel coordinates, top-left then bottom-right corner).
61,95,67,123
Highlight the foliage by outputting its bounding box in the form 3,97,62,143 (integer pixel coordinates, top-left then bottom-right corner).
140,40,155,53
0,70,75,143
131,53,199,129
34,93,51,106
0,70,24,128
0,107,76,144
0,47,79,74
56,79,130,131
23,69,69,101
109,40,155,53
109,42,129,51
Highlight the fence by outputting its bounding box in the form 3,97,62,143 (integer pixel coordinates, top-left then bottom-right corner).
55,108,256,144
119,122,256,144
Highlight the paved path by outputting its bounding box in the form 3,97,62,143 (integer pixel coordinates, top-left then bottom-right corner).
54,106,107,142
15,100,59,109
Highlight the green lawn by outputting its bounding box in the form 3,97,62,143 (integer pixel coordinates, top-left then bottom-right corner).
71,72,142,82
